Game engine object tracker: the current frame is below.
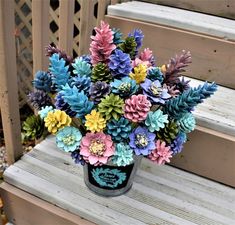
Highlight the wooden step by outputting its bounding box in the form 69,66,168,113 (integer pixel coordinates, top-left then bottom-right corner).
106,1,235,89
1,137,235,225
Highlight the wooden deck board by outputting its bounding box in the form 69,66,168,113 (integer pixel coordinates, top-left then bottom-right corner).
3,138,235,225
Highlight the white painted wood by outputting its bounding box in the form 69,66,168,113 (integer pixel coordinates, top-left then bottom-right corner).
3,138,235,225
107,1,235,41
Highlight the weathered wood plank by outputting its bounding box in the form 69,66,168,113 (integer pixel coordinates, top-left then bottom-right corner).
0,182,94,225
0,0,23,164
32,0,50,74
140,0,235,20
97,0,110,26
105,15,235,89
59,0,75,56
108,1,235,41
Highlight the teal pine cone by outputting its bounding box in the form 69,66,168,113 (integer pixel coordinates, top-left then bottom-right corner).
178,113,196,133
112,143,134,166
145,110,169,132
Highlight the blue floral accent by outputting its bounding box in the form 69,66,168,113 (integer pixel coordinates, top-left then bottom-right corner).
38,106,54,119
49,53,70,91
59,84,94,118
112,28,123,45
112,143,133,166
69,75,91,95
56,126,82,152
129,126,156,156
106,117,132,142
91,168,126,188
178,113,196,133
171,132,187,155
141,78,171,104
147,67,163,83
145,109,169,132
111,77,138,97
55,93,77,117
72,57,91,77
109,49,132,77
33,71,52,92
71,150,85,165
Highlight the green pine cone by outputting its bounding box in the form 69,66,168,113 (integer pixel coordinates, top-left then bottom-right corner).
91,62,112,82
119,37,137,59
98,93,124,121
22,115,45,140
157,121,179,144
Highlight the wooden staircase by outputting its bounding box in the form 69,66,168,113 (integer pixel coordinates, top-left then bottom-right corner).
1,1,235,225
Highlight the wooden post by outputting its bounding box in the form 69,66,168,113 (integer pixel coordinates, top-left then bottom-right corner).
97,0,110,26
0,0,23,164
79,0,94,55
59,0,75,56
32,0,50,75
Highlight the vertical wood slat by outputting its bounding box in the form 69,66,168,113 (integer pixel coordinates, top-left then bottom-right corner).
0,0,23,164
32,0,50,75
79,0,94,55
97,0,111,26
59,0,75,56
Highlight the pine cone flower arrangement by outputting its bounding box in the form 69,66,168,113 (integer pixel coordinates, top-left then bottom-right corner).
157,121,179,144
72,58,91,77
98,94,124,121
130,64,147,84
90,21,116,65
106,117,132,142
145,110,169,132
148,140,173,165
85,110,106,133
178,113,196,133
89,81,111,104
80,132,115,165
112,143,133,166
29,21,217,173
91,62,112,82
56,126,82,152
33,71,52,92
44,110,71,134
124,94,151,122
109,49,132,77
28,90,51,110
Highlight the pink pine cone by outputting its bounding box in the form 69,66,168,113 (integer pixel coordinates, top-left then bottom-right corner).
80,132,115,166
124,94,151,122
148,140,173,165
89,21,116,65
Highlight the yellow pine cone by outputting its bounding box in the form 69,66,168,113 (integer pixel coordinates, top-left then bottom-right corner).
161,64,167,74
129,64,147,84
44,110,72,134
85,110,106,133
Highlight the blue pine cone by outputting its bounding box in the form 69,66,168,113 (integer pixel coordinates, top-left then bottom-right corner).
33,71,52,92
165,82,217,119
111,77,138,97
106,117,132,142
89,81,111,104
128,29,144,50
28,90,51,110
49,53,70,91
80,54,91,65
55,93,77,117
71,150,85,165
147,67,163,83
109,49,132,77
59,84,94,118
171,132,187,155
69,75,91,95
72,57,91,77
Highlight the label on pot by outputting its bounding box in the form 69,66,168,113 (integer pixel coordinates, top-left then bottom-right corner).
88,163,134,190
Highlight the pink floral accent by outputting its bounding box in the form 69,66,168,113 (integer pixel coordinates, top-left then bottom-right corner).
89,21,116,65
80,132,115,165
148,140,173,165
124,94,151,122
132,58,152,68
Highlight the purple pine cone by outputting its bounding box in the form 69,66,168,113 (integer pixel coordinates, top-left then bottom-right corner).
55,93,77,117
89,81,111,104
28,90,51,110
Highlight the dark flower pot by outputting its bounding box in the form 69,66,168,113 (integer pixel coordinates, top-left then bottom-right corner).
83,156,142,197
